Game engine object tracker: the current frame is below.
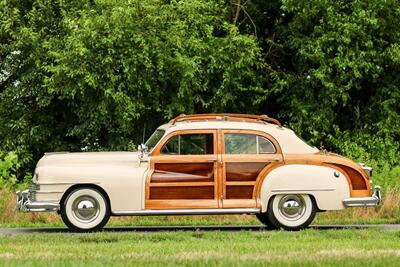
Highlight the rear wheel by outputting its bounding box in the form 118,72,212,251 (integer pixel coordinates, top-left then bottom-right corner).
267,194,316,231
61,187,110,232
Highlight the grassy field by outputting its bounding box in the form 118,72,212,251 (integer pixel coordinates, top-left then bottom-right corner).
1,228,400,266
1,187,400,266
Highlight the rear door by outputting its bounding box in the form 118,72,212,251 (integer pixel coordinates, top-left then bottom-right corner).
221,130,283,208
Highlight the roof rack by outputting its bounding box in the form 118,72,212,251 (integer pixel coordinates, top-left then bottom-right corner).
170,113,281,126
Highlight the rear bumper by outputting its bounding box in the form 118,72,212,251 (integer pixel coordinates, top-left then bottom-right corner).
16,189,60,212
343,186,381,207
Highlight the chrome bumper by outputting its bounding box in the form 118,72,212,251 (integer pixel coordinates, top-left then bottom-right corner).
343,186,381,207
16,189,60,212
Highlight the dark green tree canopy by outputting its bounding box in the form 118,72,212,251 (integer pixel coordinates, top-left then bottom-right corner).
0,0,399,176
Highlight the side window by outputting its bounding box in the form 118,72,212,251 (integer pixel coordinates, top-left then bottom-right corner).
225,134,257,154
258,136,276,154
161,134,214,155
224,133,276,154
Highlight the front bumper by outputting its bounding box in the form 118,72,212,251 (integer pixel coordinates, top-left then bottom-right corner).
343,186,381,207
16,189,60,212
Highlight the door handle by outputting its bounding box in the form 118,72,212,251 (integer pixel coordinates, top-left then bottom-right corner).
207,159,217,162
271,157,281,161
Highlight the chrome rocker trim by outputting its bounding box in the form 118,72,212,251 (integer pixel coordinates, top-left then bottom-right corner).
343,186,381,207
16,190,60,212
113,208,260,216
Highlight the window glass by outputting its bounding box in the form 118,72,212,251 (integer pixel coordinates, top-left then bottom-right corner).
225,134,257,154
145,129,165,151
161,134,214,155
225,133,276,154
161,136,179,155
258,136,276,154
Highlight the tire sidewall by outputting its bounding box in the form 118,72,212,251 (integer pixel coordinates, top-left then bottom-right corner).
61,188,110,232
267,194,316,230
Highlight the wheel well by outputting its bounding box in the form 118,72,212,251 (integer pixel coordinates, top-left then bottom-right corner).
59,184,111,212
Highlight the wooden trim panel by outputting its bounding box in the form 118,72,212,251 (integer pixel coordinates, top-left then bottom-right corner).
150,182,214,187
222,199,257,208
150,186,214,200
225,162,268,181
146,200,218,209
281,153,371,198
151,163,214,183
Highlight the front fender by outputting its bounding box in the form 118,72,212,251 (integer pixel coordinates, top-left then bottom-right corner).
260,164,350,212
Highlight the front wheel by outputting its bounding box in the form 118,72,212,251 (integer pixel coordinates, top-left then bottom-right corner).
267,194,316,231
61,187,110,232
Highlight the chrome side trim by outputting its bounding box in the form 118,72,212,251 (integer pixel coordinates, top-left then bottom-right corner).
16,190,60,212
343,186,381,207
271,188,335,192
35,190,64,194
112,208,260,216
37,181,100,185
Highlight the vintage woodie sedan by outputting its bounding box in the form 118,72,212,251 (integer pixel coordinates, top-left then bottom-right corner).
17,113,381,231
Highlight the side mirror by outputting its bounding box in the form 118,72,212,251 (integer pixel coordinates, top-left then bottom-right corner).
138,144,149,160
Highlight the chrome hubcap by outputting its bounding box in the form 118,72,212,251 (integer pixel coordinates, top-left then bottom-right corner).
278,195,306,220
72,196,99,222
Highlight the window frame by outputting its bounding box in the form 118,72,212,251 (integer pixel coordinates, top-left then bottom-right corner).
222,129,281,155
151,129,218,156
161,133,214,155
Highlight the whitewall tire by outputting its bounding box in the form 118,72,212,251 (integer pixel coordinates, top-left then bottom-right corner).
61,187,110,232
267,194,316,230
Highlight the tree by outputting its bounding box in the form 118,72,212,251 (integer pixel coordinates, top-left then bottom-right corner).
0,0,265,176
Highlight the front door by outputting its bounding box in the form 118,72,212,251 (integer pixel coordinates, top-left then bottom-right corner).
145,130,219,209
221,130,283,208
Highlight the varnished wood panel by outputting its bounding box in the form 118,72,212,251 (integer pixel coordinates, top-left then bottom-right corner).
226,162,268,181
152,163,214,183
222,199,257,208
146,199,218,209
150,182,214,187
150,186,214,199
332,164,367,190
226,186,254,199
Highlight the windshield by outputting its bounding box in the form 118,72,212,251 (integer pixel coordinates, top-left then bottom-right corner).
145,129,165,151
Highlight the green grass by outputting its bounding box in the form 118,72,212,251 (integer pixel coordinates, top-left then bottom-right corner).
1,228,400,266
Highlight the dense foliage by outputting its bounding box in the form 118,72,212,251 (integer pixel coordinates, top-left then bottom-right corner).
0,0,399,183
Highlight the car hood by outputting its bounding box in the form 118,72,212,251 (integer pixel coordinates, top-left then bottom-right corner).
36,151,141,169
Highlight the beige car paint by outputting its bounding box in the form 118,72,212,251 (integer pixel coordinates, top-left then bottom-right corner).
260,164,350,212
35,152,149,212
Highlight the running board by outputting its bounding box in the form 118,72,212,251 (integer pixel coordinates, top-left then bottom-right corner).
112,208,260,216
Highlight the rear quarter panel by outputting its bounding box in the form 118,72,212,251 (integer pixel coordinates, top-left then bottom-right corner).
260,164,350,212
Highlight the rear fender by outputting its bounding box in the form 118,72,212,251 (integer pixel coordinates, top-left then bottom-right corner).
260,164,350,212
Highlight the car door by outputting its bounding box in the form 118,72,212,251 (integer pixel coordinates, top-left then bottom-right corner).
221,130,283,208
145,129,219,209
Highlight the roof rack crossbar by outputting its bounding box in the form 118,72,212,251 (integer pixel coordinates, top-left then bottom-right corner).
169,113,281,126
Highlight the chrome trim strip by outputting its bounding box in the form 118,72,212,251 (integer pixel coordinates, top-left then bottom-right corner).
35,190,64,194
343,186,381,207
271,188,335,192
37,181,100,185
112,208,260,216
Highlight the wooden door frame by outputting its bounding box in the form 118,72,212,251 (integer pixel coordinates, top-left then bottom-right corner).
220,129,284,208
145,129,220,209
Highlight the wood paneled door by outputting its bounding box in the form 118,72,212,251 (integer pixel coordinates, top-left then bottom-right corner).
220,130,283,208
146,130,219,209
